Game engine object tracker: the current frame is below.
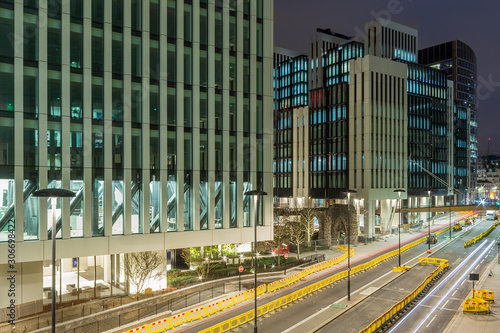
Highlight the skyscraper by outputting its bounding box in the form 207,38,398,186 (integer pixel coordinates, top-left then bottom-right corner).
419,41,477,201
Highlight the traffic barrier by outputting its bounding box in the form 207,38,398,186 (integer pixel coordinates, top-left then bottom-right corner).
359,259,448,333
149,319,170,332
169,312,187,329
464,221,497,248
473,289,495,302
127,218,458,333
206,302,220,316
463,298,490,313
127,325,149,333
232,291,247,305
219,297,234,311
187,306,207,322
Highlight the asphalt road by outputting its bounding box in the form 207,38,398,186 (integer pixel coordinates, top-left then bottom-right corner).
387,221,500,333
177,214,492,333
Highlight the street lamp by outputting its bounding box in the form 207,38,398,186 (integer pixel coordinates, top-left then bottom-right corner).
449,194,453,240
394,189,405,267
346,189,357,301
33,188,75,333
427,190,432,253
244,190,267,333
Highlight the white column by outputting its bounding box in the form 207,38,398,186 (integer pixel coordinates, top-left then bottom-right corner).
103,0,113,237
61,0,71,239
123,0,132,236
14,0,24,242
38,0,49,241
141,0,151,234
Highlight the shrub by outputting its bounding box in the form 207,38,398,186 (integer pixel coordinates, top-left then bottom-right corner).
169,276,197,287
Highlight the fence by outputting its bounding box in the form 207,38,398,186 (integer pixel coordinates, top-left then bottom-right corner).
464,221,498,247
359,258,449,333
0,284,226,333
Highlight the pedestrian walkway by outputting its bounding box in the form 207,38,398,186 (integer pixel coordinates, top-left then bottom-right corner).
444,257,500,333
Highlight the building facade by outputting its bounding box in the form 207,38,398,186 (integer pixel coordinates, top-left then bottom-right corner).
0,0,273,308
419,40,477,202
273,18,471,238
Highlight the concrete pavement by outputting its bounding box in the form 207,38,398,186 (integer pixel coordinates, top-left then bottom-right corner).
444,255,500,333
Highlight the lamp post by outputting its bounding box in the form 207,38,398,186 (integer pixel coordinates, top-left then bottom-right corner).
244,190,267,333
33,188,75,333
346,189,357,301
449,194,453,240
427,190,432,253
394,189,405,267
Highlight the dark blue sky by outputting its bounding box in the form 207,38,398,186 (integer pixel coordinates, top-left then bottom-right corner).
274,0,500,156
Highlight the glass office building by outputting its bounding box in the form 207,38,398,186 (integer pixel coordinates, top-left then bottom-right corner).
419,41,477,200
0,0,273,308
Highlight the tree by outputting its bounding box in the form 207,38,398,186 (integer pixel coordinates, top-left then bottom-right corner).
123,251,165,295
273,223,290,266
285,217,307,260
299,207,316,247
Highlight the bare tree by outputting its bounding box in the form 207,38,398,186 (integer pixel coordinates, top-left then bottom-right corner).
273,223,290,266
299,207,316,247
123,251,165,295
286,217,308,260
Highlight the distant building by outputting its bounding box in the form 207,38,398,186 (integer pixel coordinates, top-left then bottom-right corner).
419,40,477,201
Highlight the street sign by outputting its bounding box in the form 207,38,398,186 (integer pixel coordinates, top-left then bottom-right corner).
285,253,288,259
239,266,244,273
469,273,479,280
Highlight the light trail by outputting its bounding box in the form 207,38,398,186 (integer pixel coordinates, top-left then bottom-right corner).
409,240,496,333
387,239,491,333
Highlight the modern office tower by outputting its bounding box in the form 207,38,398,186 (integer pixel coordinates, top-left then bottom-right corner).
401,61,452,197
273,18,470,238
419,41,477,201
273,46,301,68
310,41,364,199
349,55,408,237
273,54,308,203
0,0,273,309
310,28,352,90
365,18,418,62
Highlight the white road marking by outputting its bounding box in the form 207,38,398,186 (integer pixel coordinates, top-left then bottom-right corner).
461,279,466,286
441,300,449,310
425,315,436,328
451,290,458,297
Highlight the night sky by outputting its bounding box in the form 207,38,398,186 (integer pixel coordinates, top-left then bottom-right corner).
274,0,500,156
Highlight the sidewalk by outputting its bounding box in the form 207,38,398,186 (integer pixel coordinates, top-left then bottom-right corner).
444,257,500,333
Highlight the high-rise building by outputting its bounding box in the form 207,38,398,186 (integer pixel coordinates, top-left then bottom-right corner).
419,40,477,201
0,0,273,309
273,18,468,238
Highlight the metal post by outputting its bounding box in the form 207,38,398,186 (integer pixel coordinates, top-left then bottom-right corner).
394,189,405,268
254,196,258,333
244,190,266,333
428,190,431,252
238,271,241,292
346,189,356,301
449,194,452,240
51,198,57,332
33,188,75,333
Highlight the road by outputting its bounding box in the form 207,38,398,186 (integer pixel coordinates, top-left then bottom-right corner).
386,222,499,333
177,214,494,333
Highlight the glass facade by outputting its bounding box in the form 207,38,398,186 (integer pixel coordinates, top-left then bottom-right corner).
419,41,477,198
403,61,449,196
0,0,271,243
